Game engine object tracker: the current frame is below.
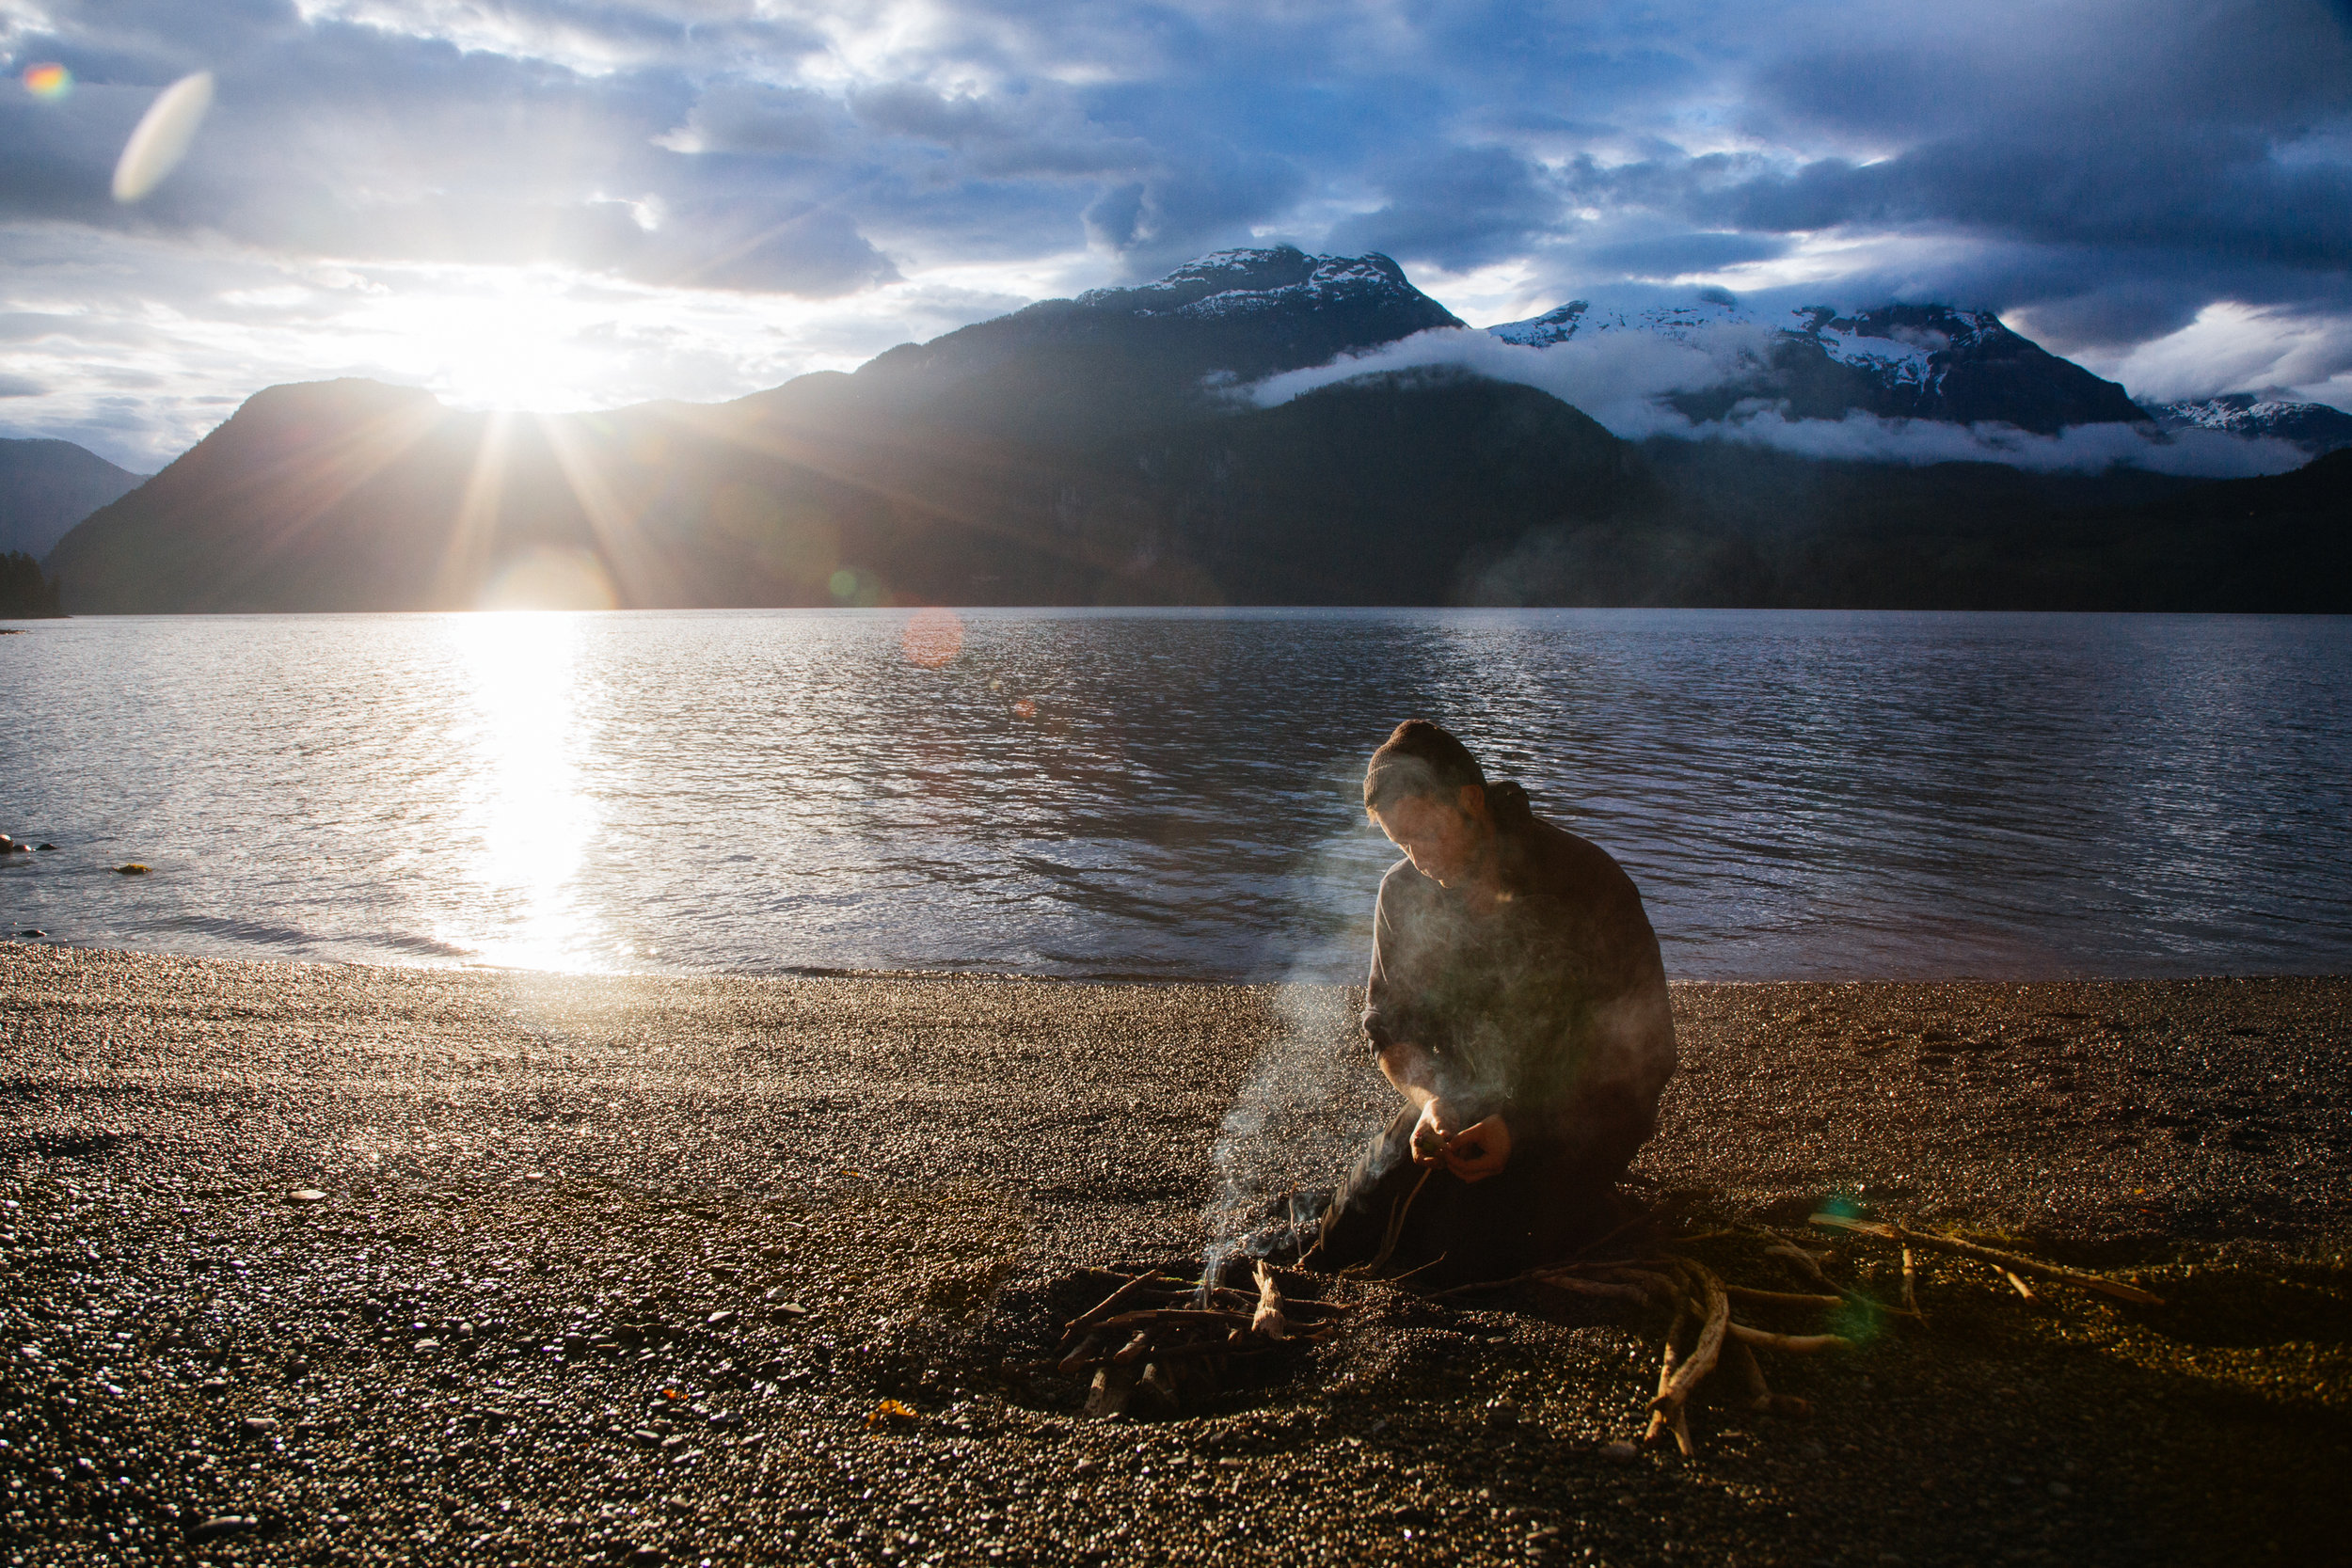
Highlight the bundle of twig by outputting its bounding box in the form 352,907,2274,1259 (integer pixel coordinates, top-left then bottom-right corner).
1611,1217,2162,1454
1805,1212,2165,1307
1035,1260,1344,1418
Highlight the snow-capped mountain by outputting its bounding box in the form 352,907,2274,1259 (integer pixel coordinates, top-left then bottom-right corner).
1490,297,2150,435
2143,394,2352,455
1073,247,1461,328
853,245,1463,427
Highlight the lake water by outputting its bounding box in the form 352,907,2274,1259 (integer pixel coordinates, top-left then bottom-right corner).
4,609,2347,982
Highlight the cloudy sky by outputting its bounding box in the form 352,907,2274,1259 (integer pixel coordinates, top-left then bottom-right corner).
3,0,2348,468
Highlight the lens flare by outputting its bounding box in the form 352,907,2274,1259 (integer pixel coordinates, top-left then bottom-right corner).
22,63,71,100
112,71,215,203
899,607,964,669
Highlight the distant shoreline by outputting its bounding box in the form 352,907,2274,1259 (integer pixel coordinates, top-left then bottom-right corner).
7,938,2348,990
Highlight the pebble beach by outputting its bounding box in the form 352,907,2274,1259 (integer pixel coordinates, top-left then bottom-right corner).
3,945,2346,1567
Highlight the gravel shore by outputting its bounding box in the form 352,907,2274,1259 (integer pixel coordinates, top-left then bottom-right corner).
3,946,2346,1568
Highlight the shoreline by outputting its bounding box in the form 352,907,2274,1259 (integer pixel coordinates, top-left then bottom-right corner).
9,936,2348,992
5,945,2347,1565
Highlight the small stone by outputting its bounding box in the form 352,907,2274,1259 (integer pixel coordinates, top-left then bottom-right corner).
627,1548,666,1566
1599,1440,1639,1464
240,1417,278,1433
17,930,43,939
778,1302,809,1317
288,1189,327,1203
706,1309,737,1328
190,1515,255,1542
35,844,56,851
115,863,151,875
414,1338,442,1353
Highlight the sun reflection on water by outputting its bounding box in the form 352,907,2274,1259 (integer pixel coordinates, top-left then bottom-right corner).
437,611,608,971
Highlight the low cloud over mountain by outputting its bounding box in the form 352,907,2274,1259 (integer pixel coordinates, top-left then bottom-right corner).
1251,289,2312,477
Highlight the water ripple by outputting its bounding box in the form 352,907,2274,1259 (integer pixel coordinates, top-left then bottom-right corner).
4,608,2346,981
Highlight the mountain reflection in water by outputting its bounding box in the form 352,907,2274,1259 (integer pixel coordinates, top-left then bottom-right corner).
4,609,2347,982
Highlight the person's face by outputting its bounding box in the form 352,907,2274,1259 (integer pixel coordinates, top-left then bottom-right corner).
1372,785,1490,887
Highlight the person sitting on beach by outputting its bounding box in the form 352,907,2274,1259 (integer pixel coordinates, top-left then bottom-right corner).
1309,720,1677,1283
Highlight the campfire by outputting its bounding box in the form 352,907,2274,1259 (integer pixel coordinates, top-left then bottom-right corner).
1029,1259,1346,1419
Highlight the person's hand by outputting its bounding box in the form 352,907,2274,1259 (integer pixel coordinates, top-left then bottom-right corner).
1440,1114,1511,1182
1409,1097,1453,1164
1410,1101,1512,1180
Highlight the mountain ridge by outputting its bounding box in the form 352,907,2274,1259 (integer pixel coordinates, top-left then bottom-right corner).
0,437,147,560
42,247,2348,614
2142,393,2352,455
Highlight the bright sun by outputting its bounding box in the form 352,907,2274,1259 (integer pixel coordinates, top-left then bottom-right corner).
352,269,619,411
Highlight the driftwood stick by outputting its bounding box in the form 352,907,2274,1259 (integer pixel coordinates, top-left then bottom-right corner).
1997,1265,2037,1301
1084,1365,1136,1419
1064,1273,1167,1339
1729,1335,1772,1411
1766,1243,1834,1269
1724,1286,1845,1308
1648,1263,1730,1435
1061,1336,1303,1372
1641,1296,1692,1447
1056,1331,1106,1376
1529,1275,1652,1307
1352,1164,1437,1277
1728,1337,1814,1416
1423,1271,1535,1299
1139,1361,1181,1409
1726,1323,1852,1354
1251,1260,1289,1340
1593,1266,1684,1305
1900,1245,1921,1318
1101,1307,1254,1330
1807,1213,2163,1306
1750,1225,1914,1319
1111,1330,1153,1366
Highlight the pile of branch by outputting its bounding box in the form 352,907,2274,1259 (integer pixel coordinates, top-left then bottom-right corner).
1435,1214,2163,1456
1036,1259,1347,1418
1490,1255,1841,1457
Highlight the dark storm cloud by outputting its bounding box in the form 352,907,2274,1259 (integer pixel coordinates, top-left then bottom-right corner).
1584,230,1789,279
1706,0,2352,342
1327,145,1564,272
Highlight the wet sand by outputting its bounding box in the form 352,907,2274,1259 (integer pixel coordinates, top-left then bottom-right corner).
3,945,2347,1567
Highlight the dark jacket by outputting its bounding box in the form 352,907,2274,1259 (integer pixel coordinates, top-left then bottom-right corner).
1360,782,1677,1157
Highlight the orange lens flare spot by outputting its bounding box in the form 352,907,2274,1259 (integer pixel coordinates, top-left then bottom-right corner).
899,607,964,669
1011,698,1038,720
23,63,71,99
